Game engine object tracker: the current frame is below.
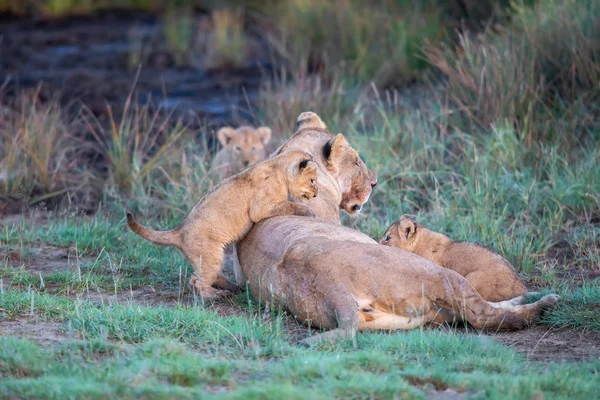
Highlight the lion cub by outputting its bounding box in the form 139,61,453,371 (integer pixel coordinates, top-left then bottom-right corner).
127,150,318,300
380,215,527,302
212,125,272,179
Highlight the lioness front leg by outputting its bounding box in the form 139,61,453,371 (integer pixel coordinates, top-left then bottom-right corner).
250,200,315,222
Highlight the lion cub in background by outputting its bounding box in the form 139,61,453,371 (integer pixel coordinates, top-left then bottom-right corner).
212,125,272,179
127,150,318,300
380,215,527,302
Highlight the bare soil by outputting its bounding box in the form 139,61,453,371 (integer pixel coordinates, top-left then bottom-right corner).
2,245,81,275
0,318,77,346
492,326,600,363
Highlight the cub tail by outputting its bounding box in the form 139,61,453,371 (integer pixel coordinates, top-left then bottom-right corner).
126,212,181,248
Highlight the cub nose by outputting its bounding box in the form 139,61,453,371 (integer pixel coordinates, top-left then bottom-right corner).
371,178,378,188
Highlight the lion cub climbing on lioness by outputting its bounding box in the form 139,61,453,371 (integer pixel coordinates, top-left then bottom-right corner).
127,150,318,300
380,215,527,302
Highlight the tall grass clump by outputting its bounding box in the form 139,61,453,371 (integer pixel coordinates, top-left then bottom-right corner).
82,95,186,200
268,0,445,87
426,0,600,148
0,92,83,206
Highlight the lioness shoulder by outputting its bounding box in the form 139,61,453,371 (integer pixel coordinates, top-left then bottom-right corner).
127,150,318,300
380,215,527,302
212,125,272,179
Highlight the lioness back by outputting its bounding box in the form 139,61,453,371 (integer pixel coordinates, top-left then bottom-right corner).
127,150,318,300
380,215,527,302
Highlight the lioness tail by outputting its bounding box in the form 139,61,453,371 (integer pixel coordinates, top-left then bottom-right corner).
126,212,181,248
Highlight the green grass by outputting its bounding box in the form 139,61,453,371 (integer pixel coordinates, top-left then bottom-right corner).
1,321,600,398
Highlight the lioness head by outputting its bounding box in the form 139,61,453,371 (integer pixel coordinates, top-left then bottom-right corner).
292,112,378,215
217,125,272,173
280,150,319,200
380,214,419,250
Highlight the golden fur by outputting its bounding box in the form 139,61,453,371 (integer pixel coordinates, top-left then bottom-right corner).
212,125,272,179
235,112,558,345
127,150,318,300
380,215,528,302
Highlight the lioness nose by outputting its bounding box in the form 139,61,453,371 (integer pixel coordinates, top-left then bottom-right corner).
371,178,378,188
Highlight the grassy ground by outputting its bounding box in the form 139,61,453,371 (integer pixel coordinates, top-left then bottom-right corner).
1,214,600,398
2,0,600,398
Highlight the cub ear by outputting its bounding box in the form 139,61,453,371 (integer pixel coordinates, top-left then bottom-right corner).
295,111,327,131
217,127,236,148
256,126,272,144
323,133,349,173
398,215,417,240
298,158,317,175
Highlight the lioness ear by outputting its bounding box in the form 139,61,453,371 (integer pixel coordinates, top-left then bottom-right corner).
217,127,236,148
398,217,417,240
296,111,327,131
323,133,349,173
256,126,272,144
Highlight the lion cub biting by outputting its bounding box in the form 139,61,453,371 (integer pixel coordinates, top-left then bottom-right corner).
212,125,272,179
380,215,527,302
127,150,318,300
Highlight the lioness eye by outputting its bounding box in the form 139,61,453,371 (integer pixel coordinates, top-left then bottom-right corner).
235,146,242,152
310,179,315,184
384,235,391,242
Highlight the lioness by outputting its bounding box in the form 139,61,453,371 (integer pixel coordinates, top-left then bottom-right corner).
212,125,272,179
380,215,527,302
127,150,318,300
236,112,558,345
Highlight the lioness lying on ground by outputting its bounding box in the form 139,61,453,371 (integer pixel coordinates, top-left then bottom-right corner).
212,125,272,179
127,150,318,300
236,112,559,345
380,215,527,302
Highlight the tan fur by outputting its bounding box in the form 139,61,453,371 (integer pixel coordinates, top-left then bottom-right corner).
127,150,318,300
212,125,272,179
235,112,558,345
380,215,528,302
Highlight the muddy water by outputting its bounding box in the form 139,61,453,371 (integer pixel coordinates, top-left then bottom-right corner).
0,11,269,126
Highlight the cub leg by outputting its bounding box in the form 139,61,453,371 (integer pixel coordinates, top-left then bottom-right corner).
187,242,230,301
250,200,314,222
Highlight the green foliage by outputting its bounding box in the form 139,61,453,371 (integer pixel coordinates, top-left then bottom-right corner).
426,0,600,148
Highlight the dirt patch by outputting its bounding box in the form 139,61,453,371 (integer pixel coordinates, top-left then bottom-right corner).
0,318,78,346
492,326,600,362
1,245,83,275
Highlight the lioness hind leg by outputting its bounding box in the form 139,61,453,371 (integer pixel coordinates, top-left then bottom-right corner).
301,299,359,347
463,294,560,330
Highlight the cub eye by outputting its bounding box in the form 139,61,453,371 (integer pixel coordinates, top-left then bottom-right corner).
235,146,242,152
310,179,315,184
383,235,391,242
251,146,256,151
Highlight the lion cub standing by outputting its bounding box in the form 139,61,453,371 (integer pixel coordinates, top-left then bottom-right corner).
127,150,318,300
380,215,527,302
212,125,272,179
